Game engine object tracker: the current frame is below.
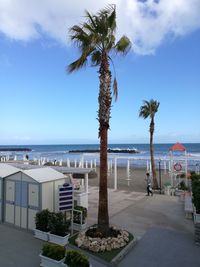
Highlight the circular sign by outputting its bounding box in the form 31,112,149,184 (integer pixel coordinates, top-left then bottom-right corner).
174,163,182,171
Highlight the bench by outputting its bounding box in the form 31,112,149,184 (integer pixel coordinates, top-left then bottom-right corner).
184,194,193,219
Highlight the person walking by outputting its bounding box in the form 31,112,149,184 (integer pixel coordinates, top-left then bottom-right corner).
145,172,153,196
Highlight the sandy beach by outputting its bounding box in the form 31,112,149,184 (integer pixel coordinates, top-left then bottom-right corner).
88,166,171,192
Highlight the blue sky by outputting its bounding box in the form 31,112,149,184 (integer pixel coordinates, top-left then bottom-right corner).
0,0,200,145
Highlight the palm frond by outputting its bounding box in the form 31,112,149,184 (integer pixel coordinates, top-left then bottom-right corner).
69,25,91,48
91,50,101,66
85,10,96,29
139,99,160,119
113,78,118,101
67,45,94,73
67,56,88,73
115,36,132,54
107,6,116,32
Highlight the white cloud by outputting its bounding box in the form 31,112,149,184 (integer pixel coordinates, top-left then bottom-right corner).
0,0,200,54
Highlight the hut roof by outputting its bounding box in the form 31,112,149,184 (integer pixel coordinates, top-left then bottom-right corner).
0,163,20,178
23,167,67,183
169,142,186,151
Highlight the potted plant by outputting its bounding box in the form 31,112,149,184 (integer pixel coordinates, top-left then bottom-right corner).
191,174,200,223
73,206,87,231
40,243,65,267
62,250,90,267
48,212,70,246
34,209,51,241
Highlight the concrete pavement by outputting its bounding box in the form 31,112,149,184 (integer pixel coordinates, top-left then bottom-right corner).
0,186,199,267
0,224,43,267
119,227,200,267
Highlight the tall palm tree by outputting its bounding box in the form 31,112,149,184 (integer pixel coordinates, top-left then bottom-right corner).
139,99,160,189
68,5,131,235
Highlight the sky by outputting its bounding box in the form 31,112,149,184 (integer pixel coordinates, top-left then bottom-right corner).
0,0,200,145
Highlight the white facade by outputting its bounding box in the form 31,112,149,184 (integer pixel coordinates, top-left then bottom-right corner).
1,165,69,230
0,164,20,222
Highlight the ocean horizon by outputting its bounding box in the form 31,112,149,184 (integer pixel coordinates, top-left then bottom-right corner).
1,143,200,166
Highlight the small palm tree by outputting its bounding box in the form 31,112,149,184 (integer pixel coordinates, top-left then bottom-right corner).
68,5,131,235
139,99,160,188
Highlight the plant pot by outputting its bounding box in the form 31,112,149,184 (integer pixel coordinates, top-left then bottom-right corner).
34,229,49,241
48,233,70,246
39,254,64,267
164,186,171,196
72,222,87,231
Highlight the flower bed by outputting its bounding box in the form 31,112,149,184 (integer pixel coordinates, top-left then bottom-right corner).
69,225,135,263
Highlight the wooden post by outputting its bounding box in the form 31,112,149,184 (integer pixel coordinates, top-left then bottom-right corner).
185,150,188,186
164,160,167,174
94,159,97,170
127,159,130,179
85,173,88,193
110,159,113,174
114,158,117,190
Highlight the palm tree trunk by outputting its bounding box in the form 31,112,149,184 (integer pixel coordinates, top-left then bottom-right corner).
98,125,109,232
97,51,111,235
150,120,158,189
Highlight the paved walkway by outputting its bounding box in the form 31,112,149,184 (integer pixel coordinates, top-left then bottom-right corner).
119,227,200,267
0,224,43,267
0,187,199,267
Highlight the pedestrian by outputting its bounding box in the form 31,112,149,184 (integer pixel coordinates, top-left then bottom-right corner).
145,172,153,196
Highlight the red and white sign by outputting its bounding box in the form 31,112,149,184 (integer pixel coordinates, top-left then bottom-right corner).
174,163,182,172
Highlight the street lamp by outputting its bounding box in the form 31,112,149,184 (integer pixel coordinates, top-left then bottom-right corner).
159,159,162,194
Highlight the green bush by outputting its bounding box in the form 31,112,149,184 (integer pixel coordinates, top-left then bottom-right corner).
73,206,87,224
179,181,188,190
49,212,70,237
191,174,200,213
64,250,90,267
42,243,65,261
35,209,51,232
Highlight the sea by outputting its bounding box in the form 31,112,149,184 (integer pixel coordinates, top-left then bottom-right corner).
1,143,200,170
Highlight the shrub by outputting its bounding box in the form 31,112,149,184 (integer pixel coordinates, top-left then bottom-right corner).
179,181,188,190
73,206,87,224
35,209,51,232
64,250,90,267
42,243,65,261
191,174,200,213
49,212,70,236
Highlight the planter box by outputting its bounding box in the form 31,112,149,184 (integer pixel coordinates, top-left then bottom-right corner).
39,254,64,267
48,233,70,246
61,263,92,267
164,186,171,196
72,223,87,231
34,229,49,241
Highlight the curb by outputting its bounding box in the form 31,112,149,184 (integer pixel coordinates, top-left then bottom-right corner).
111,237,138,266
67,236,138,267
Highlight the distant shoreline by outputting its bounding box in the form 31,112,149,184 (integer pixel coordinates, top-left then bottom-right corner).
0,148,31,152
69,148,139,154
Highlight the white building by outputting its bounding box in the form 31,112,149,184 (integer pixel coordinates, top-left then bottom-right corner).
0,164,70,230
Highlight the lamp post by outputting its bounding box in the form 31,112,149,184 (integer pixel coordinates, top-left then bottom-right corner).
159,159,162,194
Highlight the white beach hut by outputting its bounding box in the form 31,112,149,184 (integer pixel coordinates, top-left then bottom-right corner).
2,166,70,230
0,164,21,222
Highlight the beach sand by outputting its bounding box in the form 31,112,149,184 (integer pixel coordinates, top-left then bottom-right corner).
89,166,171,192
